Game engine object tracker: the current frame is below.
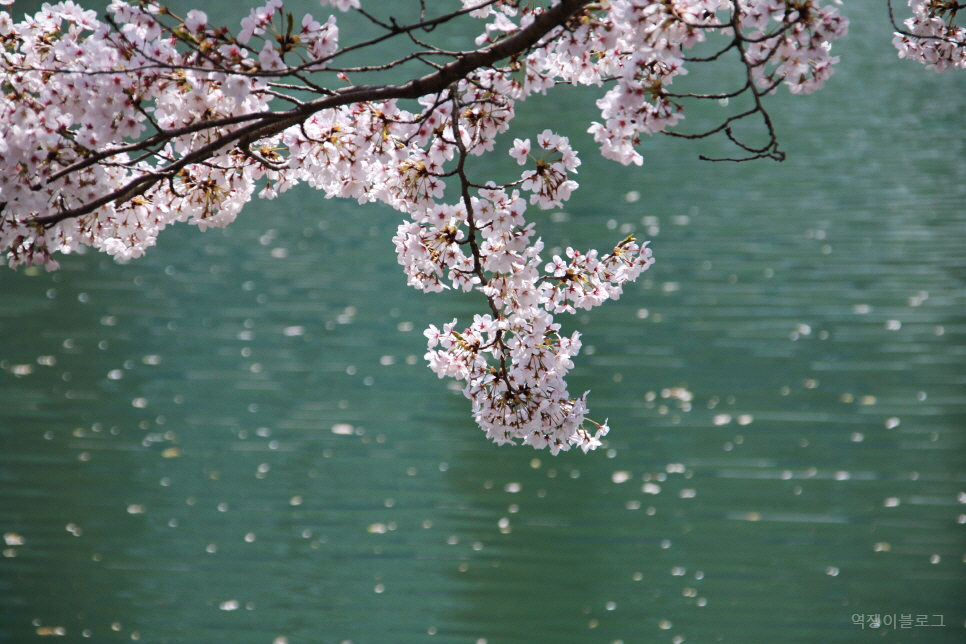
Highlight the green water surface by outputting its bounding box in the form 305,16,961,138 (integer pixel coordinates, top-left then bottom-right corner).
1,2,964,643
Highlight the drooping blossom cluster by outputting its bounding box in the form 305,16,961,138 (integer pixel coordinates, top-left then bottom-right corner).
892,0,966,71
0,0,959,450
395,131,653,452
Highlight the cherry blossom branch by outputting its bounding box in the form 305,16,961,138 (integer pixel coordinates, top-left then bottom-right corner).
889,0,966,42
8,0,956,452
20,0,592,229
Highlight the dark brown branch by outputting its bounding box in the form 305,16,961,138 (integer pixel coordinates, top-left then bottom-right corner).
448,89,513,389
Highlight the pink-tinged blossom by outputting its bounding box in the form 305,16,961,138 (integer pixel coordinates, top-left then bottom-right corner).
301,13,321,32
258,41,285,71
222,75,252,104
321,0,360,12
424,324,443,348
509,138,530,165
184,10,207,33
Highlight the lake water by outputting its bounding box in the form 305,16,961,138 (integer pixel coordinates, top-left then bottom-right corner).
1,2,964,643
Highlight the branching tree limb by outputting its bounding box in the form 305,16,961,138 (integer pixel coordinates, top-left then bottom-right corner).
0,0,961,451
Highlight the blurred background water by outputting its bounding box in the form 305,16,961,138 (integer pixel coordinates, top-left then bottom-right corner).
1,1,964,643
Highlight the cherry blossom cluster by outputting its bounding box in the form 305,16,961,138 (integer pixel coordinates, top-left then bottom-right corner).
740,0,850,95
892,0,966,71
0,0,341,266
584,0,723,165
0,0,959,450
411,230,652,455
395,139,653,451
464,0,849,166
